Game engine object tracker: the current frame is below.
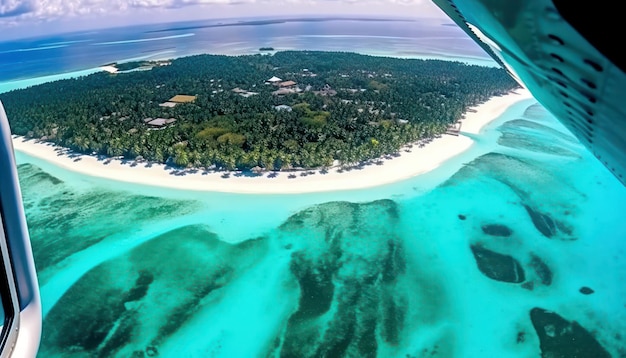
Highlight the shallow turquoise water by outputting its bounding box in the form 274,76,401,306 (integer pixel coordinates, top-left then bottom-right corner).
16,99,626,357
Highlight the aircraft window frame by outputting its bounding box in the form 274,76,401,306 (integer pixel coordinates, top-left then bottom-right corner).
0,210,20,357
0,100,42,358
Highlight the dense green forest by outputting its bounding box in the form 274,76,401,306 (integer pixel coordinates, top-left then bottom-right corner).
1,51,518,170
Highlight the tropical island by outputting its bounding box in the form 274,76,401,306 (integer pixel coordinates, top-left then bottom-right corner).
259,47,275,51
2,51,518,171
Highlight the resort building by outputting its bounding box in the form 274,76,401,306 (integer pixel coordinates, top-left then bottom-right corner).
274,105,293,112
143,117,177,128
159,94,197,107
272,87,302,96
168,95,197,103
266,76,282,84
271,80,300,95
279,80,297,88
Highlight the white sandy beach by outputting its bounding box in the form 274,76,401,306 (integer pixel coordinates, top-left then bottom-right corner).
12,88,532,194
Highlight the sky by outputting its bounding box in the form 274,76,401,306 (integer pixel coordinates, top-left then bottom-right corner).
0,0,450,40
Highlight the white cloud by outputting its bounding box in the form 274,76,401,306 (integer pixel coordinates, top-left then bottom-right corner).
0,0,446,37
1,0,435,20
2,0,254,20
0,0,34,17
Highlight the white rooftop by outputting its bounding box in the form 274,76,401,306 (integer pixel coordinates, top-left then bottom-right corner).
267,76,282,82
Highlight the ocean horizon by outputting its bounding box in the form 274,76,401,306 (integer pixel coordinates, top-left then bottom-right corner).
0,17,494,92
2,18,625,357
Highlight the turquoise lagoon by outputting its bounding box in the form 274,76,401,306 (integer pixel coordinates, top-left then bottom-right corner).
14,97,626,357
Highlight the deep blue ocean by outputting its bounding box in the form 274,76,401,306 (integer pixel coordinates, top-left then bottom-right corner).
1,17,625,358
0,17,492,85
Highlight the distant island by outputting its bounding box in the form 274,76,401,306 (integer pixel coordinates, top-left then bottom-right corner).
259,47,275,51
2,51,518,170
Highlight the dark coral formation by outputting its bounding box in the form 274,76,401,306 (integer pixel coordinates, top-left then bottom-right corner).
273,200,416,357
524,205,575,240
481,224,513,237
18,163,199,280
40,199,450,358
444,153,580,242
579,287,595,295
470,245,525,283
40,225,268,357
524,205,556,238
530,308,610,358
529,254,552,286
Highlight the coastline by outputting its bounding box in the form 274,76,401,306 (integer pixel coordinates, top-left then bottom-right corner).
12,88,532,194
